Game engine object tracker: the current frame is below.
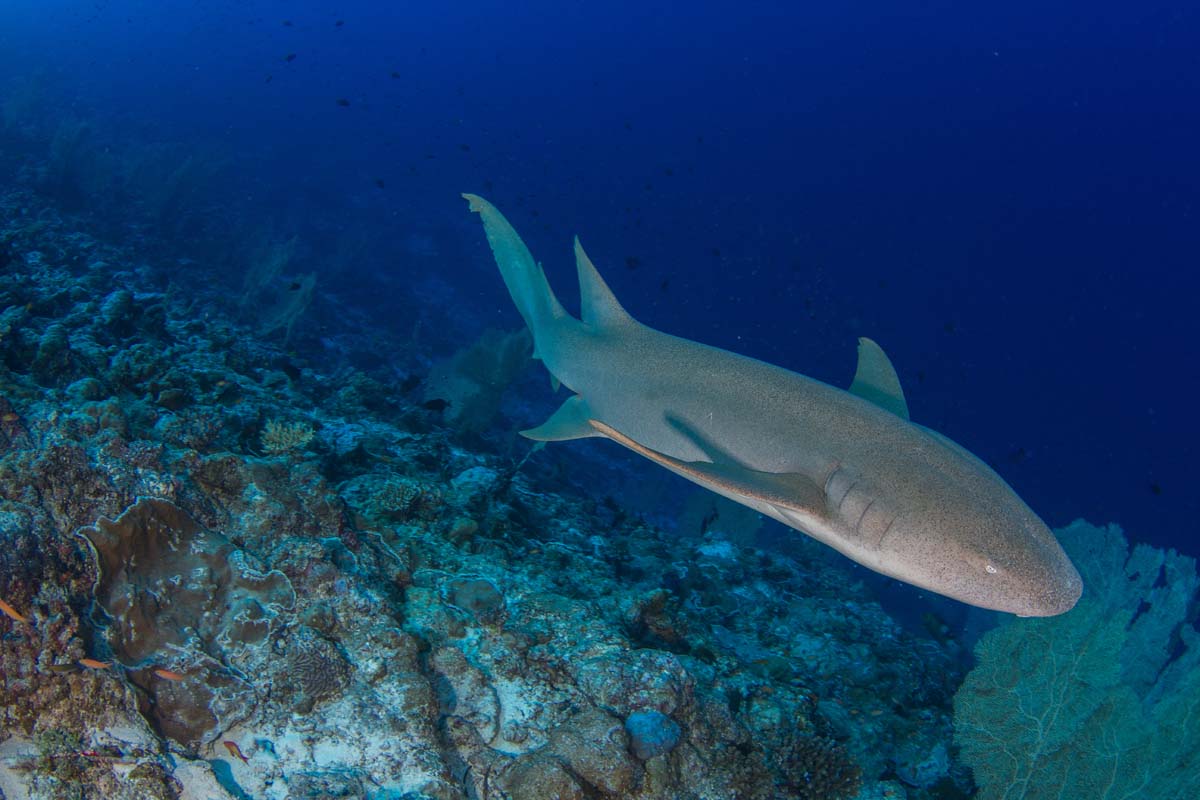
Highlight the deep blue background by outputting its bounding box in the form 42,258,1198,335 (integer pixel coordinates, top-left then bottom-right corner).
3,1,1197,554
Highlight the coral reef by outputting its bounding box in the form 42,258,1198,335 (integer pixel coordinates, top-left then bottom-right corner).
782,735,863,800
0,178,993,800
78,498,294,665
260,419,315,454
77,497,294,747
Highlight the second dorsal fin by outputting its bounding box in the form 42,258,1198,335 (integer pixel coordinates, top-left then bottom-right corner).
849,337,910,420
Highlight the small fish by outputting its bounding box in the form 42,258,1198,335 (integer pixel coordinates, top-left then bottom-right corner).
335,19,344,27
153,668,186,682
421,398,450,412
399,374,422,393
1,412,18,423
284,53,296,62
0,598,28,623
374,178,386,189
390,71,400,79
47,663,79,674
336,97,351,107
78,658,112,670
223,740,250,764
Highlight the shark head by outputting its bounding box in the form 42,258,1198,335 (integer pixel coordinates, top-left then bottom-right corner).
773,457,1082,617
868,492,1083,617
807,426,1083,618
814,339,1082,616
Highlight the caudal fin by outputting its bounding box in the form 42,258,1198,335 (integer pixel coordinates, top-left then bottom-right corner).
462,193,566,356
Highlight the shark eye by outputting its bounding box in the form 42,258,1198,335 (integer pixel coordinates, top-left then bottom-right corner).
985,564,998,575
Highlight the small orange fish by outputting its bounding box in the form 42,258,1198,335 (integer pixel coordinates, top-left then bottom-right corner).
78,658,112,670
0,599,28,623
223,740,249,764
153,668,186,682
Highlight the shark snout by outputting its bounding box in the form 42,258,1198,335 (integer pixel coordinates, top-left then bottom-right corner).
890,510,1084,616
1014,550,1083,617
977,524,1083,617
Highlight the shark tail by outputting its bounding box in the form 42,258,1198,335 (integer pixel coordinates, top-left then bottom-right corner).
462,193,568,360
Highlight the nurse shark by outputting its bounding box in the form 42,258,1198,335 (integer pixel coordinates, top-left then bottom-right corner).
463,193,1081,617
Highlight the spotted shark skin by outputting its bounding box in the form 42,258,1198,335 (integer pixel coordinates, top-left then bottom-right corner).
463,193,1082,617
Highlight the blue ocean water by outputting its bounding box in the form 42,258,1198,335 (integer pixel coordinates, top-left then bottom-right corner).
1,2,1199,798
7,0,1192,554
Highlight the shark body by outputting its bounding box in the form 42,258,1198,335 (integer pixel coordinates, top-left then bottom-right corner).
464,193,1082,617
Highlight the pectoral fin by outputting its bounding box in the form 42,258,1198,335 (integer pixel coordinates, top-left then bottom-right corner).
522,395,600,441
588,419,828,517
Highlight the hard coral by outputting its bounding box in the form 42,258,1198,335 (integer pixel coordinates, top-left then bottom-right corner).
341,473,444,525
261,418,314,454
78,497,294,665
76,497,295,746
782,735,863,800
282,625,353,712
443,576,505,625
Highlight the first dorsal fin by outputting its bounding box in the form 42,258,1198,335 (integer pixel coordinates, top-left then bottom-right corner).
575,237,635,330
849,337,910,421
